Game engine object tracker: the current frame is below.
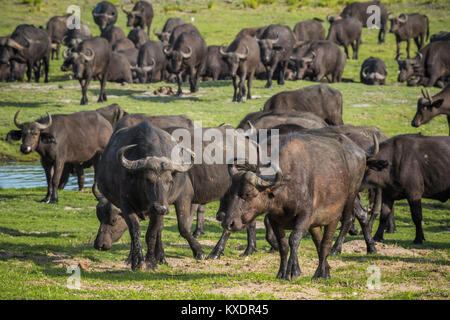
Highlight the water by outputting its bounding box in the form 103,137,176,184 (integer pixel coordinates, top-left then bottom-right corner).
0,162,94,190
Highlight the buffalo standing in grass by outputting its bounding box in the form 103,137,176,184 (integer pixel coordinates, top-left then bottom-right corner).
46,14,70,60
121,1,154,35
389,13,429,59
293,19,325,41
411,86,450,134
326,17,362,60
220,35,261,102
62,37,112,105
6,111,113,204
362,134,450,244
133,40,166,83
258,24,296,88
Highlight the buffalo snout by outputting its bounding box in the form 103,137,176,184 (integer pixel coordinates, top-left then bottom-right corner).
20,144,32,154
152,204,169,215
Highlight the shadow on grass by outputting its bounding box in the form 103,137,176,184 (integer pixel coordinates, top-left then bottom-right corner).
128,94,203,103
0,101,47,109
199,80,232,88
339,252,450,267
0,227,75,239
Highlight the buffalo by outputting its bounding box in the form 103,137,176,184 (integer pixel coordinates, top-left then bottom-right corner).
101,25,126,46
293,18,325,41
106,52,133,84
295,40,346,83
258,24,296,88
220,35,260,102
121,1,154,35
132,40,166,83
430,31,450,43
235,26,268,39
339,1,389,44
263,84,344,125
46,14,70,60
127,28,150,49
411,86,450,134
202,45,230,81
0,24,51,83
154,18,187,44
92,1,118,32
62,37,112,105
164,30,207,96
63,22,92,49
6,110,113,204
389,13,429,59
362,134,450,244
326,17,362,60
220,132,368,280
360,57,387,85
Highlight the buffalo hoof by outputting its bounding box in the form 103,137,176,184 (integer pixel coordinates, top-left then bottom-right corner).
145,259,158,271
207,250,222,260
80,99,88,105
373,234,384,242
329,245,342,256
268,247,278,253
413,237,425,245
264,82,272,88
367,245,377,255
193,230,205,239
194,251,205,260
131,253,145,271
277,265,301,281
240,245,257,257
349,224,359,236
312,266,331,280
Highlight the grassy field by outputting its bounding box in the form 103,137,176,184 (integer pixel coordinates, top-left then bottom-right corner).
0,0,449,300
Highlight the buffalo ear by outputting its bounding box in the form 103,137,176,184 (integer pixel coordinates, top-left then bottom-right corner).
430,99,444,109
6,130,22,141
367,160,389,171
40,132,56,144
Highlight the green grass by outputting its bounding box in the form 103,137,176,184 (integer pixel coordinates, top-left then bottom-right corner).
0,0,449,300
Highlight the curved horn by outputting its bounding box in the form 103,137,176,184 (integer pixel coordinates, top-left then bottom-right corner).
398,14,408,23
62,47,71,59
82,48,95,61
142,58,155,72
236,45,249,59
170,146,195,172
117,144,143,170
121,5,130,14
269,33,279,45
92,183,104,201
245,162,282,188
416,52,423,60
362,66,369,78
35,112,52,130
227,157,248,177
247,121,257,136
365,134,379,158
6,38,24,50
374,72,386,80
395,53,402,62
13,110,23,129
180,46,192,59
163,46,172,56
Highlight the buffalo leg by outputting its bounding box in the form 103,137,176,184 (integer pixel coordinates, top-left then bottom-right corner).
406,39,411,59
188,67,196,93
145,212,165,270
33,63,41,83
80,78,91,105
176,73,183,96
208,230,231,260
241,221,257,256
121,201,145,270
330,192,358,255
368,187,382,235
264,65,274,88
26,62,32,82
354,196,376,254
447,115,450,136
174,199,205,259
232,75,238,102
373,198,394,242
312,218,339,280
48,159,64,203
75,164,85,191
98,73,107,103
43,55,49,83
237,73,247,102
277,61,287,85
41,159,53,203
270,216,290,280
247,71,254,100
343,45,349,59
408,199,425,244
264,214,278,252
193,204,205,238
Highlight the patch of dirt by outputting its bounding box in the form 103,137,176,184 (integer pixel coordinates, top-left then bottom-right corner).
341,240,431,257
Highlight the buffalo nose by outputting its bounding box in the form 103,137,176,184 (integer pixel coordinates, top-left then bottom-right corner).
411,121,419,128
152,204,169,215
222,219,235,232
20,145,32,154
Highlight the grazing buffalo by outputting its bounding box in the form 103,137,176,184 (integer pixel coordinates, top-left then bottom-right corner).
258,24,296,88
362,134,450,244
101,25,126,46
326,17,362,60
164,30,207,95
295,40,346,83
6,110,113,203
202,45,230,81
0,24,50,83
389,13,429,59
121,1,154,35
220,132,367,280
263,84,343,125
92,1,118,31
133,40,166,83
97,122,255,270
107,52,133,84
220,35,260,102
293,18,325,41
127,28,149,49
411,86,450,134
112,38,135,51
360,57,387,85
397,41,450,88
430,31,450,43
62,37,112,105
154,18,187,44
63,23,92,49
46,14,70,60
339,1,389,44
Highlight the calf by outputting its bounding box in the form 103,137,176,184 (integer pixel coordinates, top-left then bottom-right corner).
362,134,450,244
360,57,387,85
411,86,450,134
389,13,429,59
220,35,260,102
327,17,362,60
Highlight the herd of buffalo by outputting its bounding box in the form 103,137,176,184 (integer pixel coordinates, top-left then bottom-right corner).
2,0,450,281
